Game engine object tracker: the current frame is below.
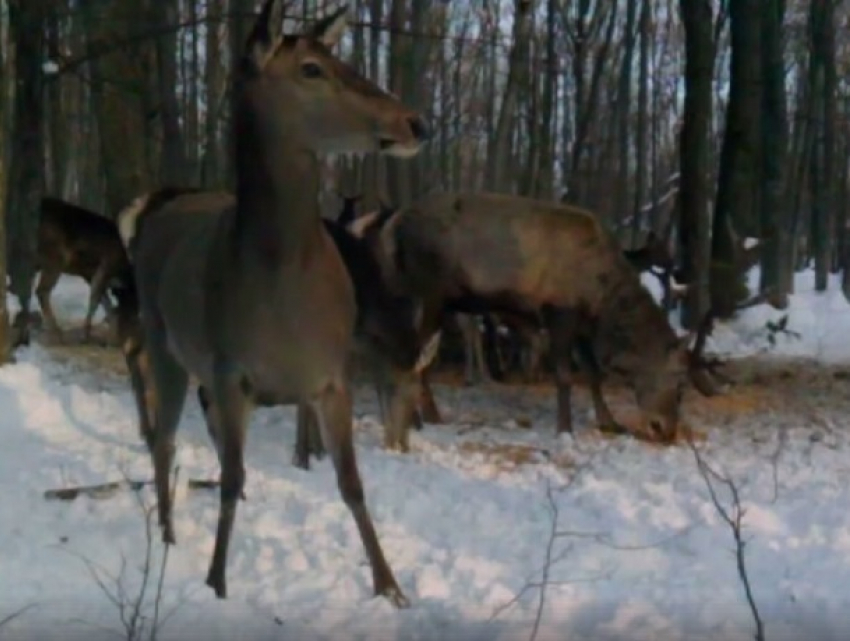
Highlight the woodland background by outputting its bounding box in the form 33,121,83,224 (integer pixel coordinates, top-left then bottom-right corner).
0,0,846,356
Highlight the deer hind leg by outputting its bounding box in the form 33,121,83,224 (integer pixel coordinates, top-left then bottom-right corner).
123,337,156,452
35,266,64,340
145,321,189,546
205,360,252,600
197,385,250,495
293,402,325,470
573,339,628,435
83,262,111,343
312,380,408,608
543,307,580,434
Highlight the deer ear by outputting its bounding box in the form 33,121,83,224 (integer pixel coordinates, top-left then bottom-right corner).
246,0,285,71
311,5,349,48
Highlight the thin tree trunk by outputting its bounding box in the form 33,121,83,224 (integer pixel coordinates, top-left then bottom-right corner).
677,0,714,329
6,0,46,346
758,0,788,305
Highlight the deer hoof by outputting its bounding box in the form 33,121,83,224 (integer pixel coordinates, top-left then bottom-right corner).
206,571,227,599
380,585,410,609
291,451,311,471
161,524,176,546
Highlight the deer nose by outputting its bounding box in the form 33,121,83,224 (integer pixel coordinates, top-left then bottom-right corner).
408,116,431,142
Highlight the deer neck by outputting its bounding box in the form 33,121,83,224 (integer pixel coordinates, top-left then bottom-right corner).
233,92,322,264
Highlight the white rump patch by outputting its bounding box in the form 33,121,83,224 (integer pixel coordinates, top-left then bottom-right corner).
116,193,152,257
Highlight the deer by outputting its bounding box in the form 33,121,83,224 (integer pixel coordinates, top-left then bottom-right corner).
20,197,133,343
351,191,718,446
116,0,429,605
117,186,439,463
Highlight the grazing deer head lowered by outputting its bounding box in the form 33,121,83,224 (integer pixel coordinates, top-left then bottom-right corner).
118,0,428,606
352,192,706,444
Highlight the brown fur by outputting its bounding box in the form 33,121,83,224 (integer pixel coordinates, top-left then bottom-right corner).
119,1,427,605
357,191,691,442
31,197,132,342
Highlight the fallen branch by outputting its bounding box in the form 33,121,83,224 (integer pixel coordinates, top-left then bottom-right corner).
45,477,220,501
688,439,765,641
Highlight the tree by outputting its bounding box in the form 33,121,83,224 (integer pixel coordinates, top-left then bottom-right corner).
677,0,714,329
6,0,47,347
758,0,789,305
710,0,761,318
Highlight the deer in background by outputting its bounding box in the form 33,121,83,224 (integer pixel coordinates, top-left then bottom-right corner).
353,192,717,445
21,197,132,343
117,0,428,605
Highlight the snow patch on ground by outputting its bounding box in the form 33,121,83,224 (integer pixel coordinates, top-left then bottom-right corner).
0,273,850,640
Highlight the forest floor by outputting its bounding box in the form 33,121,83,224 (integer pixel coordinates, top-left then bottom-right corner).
2,273,850,641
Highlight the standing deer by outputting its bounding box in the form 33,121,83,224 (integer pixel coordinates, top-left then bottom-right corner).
117,0,428,604
352,192,713,445
23,197,132,343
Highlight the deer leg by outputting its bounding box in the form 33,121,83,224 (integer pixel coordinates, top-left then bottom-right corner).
205,361,252,599
573,339,628,435
123,338,156,452
544,308,580,434
418,370,443,424
145,322,189,545
198,385,251,495
83,263,110,343
381,371,419,452
35,267,63,340
293,403,325,470
312,381,408,608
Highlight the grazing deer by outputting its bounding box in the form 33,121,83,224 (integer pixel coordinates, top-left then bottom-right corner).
25,197,132,343
352,192,713,443
117,0,428,604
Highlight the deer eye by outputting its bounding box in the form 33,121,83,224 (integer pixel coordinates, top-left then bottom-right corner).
301,61,324,79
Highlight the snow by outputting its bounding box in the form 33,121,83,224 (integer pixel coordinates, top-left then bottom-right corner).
3,271,850,640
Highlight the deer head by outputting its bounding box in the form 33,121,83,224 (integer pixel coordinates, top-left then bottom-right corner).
241,0,430,157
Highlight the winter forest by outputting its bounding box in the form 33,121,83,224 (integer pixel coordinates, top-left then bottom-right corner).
2,0,850,639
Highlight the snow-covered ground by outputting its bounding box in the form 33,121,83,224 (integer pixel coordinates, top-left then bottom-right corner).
3,270,850,641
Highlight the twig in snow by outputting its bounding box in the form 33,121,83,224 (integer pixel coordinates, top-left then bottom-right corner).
489,459,613,641
62,466,181,641
0,603,38,629
687,439,765,641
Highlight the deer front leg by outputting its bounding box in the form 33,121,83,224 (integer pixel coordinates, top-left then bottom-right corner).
573,339,628,435
418,370,443,424
205,360,252,599
379,371,420,452
313,380,408,608
544,308,580,434
458,314,491,385
35,267,64,341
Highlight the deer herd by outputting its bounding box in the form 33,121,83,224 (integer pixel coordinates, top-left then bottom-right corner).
14,0,726,608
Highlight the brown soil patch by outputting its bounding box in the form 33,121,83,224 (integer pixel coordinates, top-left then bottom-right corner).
456,440,573,472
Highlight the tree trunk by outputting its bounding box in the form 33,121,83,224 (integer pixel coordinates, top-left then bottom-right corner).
616,0,637,228
80,0,155,216
710,0,761,318
0,3,14,362
487,0,532,193
677,0,714,329
152,0,189,185
808,0,836,292
6,0,47,347
758,0,788,305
